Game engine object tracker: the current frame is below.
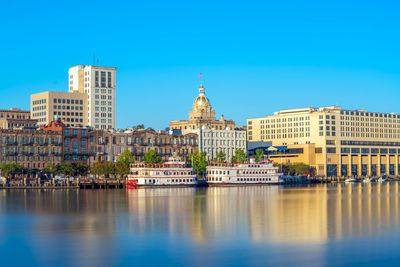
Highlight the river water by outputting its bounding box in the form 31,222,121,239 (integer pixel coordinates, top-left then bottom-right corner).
1,183,400,266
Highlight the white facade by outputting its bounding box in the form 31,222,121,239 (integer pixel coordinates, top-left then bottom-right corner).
197,127,247,161
68,65,117,130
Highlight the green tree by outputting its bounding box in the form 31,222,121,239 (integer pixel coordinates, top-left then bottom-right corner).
143,149,163,164
55,162,74,176
0,163,24,178
115,162,130,178
214,151,226,163
132,124,145,130
232,149,247,163
255,149,265,163
188,150,208,176
43,164,57,176
273,162,290,175
75,163,89,177
117,150,135,167
90,161,115,178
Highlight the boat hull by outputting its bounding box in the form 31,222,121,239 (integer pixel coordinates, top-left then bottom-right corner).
207,182,281,187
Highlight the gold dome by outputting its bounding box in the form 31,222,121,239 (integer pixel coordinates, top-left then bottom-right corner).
194,95,209,106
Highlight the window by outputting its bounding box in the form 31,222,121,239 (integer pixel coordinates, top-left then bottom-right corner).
72,141,79,154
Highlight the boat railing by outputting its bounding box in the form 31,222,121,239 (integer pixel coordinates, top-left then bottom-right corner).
130,163,188,168
209,161,273,167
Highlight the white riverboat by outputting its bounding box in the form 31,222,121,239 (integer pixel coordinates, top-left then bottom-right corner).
206,158,282,186
126,157,197,188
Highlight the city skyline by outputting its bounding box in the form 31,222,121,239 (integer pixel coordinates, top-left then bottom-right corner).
2,1,400,130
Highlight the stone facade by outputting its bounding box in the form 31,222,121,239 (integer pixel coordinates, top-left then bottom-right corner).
89,129,198,163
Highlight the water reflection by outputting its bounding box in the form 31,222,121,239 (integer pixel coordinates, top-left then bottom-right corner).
127,183,400,244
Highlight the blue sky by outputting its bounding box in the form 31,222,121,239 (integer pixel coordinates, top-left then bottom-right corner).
1,0,400,129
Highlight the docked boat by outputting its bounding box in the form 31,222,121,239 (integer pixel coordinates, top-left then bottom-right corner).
206,158,282,186
363,177,378,183
345,178,360,183
126,157,197,188
378,177,387,183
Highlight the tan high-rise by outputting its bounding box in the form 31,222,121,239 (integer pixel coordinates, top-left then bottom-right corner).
248,106,400,177
30,91,87,127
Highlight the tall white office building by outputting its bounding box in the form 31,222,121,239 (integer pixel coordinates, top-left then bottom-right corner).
68,65,117,130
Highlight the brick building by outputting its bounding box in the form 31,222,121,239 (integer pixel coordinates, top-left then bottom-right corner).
41,120,89,163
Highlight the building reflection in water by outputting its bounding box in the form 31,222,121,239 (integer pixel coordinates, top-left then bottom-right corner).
0,189,127,266
127,183,400,244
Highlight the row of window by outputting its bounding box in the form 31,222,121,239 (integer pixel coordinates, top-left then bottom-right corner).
340,147,400,154
0,114,29,119
340,110,400,118
2,156,61,162
32,99,46,105
64,129,87,137
2,136,61,144
54,105,83,111
207,177,273,182
143,178,194,184
2,147,61,154
53,99,83,105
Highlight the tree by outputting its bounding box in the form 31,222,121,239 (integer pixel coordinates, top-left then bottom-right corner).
214,151,226,163
74,163,89,177
232,149,247,163
55,163,74,176
188,150,208,176
255,149,265,163
0,163,24,178
143,149,163,164
43,164,57,176
115,162,130,178
273,162,290,175
117,150,135,167
90,161,115,178
132,124,145,130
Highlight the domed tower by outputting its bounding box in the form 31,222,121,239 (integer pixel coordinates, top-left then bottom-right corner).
189,84,216,121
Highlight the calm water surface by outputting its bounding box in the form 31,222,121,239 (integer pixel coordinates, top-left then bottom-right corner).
1,183,400,266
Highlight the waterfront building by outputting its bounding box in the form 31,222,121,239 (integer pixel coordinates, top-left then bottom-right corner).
197,127,247,161
88,129,198,163
0,128,62,169
41,119,89,163
169,83,235,131
247,106,400,177
68,65,117,130
30,91,87,127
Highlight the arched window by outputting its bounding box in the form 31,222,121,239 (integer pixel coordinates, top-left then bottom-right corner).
72,140,79,154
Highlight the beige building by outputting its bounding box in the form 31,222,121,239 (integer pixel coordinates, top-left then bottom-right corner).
0,108,36,129
0,108,31,120
248,106,400,177
30,91,87,127
68,65,117,130
170,84,235,131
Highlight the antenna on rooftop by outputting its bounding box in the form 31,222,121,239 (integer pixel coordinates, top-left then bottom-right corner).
93,50,95,65
97,57,99,65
